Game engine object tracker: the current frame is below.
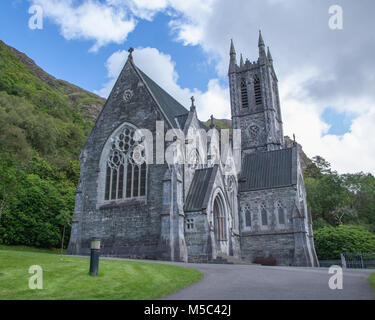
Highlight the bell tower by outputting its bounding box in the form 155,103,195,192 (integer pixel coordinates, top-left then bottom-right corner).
229,32,284,156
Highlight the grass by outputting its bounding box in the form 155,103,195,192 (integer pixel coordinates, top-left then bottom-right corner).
368,274,375,296
0,246,203,300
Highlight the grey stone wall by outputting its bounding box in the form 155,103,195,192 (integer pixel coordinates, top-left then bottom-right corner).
239,186,297,265
68,59,173,260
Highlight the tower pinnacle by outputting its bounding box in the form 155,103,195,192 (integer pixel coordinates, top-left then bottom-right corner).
258,30,266,59
228,39,237,74
230,38,236,56
258,30,265,48
267,46,273,63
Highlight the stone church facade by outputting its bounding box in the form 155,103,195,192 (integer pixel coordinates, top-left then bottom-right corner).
67,32,319,267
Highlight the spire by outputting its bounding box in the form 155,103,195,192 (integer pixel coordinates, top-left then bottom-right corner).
230,38,236,56
267,46,273,63
258,30,265,48
228,39,237,74
240,54,244,68
210,115,215,129
258,30,266,59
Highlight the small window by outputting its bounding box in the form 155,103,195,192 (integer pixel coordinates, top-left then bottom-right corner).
186,219,194,230
254,75,262,106
241,79,248,108
245,209,252,227
261,203,268,226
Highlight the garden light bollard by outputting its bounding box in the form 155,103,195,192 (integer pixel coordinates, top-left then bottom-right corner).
89,237,100,276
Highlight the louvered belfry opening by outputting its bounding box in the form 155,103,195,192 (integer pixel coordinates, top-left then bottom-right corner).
241,79,248,108
254,75,262,106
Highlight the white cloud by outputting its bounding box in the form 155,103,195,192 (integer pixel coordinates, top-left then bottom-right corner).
30,0,136,51
31,0,375,173
96,47,230,121
280,71,375,174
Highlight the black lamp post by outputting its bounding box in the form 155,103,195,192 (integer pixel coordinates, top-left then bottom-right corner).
89,237,100,276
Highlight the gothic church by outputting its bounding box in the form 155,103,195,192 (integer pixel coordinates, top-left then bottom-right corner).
67,32,319,267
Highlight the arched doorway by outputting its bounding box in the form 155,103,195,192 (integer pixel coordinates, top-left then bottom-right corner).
213,193,228,255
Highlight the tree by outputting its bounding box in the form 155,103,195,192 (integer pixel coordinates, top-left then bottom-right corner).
330,206,357,226
304,155,332,179
56,209,72,256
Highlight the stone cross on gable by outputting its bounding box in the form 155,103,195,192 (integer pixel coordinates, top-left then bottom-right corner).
128,47,134,58
190,96,196,112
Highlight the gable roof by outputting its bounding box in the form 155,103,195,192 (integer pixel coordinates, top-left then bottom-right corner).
239,147,297,192
175,112,189,129
184,166,218,212
138,69,189,128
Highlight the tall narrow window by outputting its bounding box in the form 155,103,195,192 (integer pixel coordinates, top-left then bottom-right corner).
133,165,139,197
241,79,248,108
254,75,262,106
245,209,252,227
277,201,285,225
140,163,146,196
105,166,111,200
261,203,268,226
126,163,132,198
103,124,147,201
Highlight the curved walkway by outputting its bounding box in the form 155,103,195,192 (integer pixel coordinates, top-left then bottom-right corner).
72,256,374,300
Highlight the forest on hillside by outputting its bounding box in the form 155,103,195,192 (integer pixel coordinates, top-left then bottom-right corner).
0,41,374,260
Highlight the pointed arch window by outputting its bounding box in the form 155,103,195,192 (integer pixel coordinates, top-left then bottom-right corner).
254,75,262,106
241,79,249,108
261,203,268,226
276,201,285,225
104,124,147,201
245,208,252,227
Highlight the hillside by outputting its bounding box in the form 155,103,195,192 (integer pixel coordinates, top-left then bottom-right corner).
0,40,105,248
0,40,105,167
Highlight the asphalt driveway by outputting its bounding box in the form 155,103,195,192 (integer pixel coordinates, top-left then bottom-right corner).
73,255,374,300
160,263,374,300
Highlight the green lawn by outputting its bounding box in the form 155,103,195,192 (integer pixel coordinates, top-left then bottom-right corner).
0,246,203,300
368,274,375,295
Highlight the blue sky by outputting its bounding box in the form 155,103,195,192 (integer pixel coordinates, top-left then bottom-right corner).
1,0,375,174
0,1,218,95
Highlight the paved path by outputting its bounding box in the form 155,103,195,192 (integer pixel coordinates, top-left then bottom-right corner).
71,255,374,300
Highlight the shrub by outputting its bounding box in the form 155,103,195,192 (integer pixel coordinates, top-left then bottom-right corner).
314,225,375,260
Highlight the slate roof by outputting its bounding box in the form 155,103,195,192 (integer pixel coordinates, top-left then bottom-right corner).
239,147,296,192
138,69,189,127
184,166,218,212
175,112,189,129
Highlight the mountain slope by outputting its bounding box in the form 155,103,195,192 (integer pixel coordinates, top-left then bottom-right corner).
0,40,106,249
0,40,105,166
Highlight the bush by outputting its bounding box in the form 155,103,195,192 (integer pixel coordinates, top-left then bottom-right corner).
314,225,375,260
